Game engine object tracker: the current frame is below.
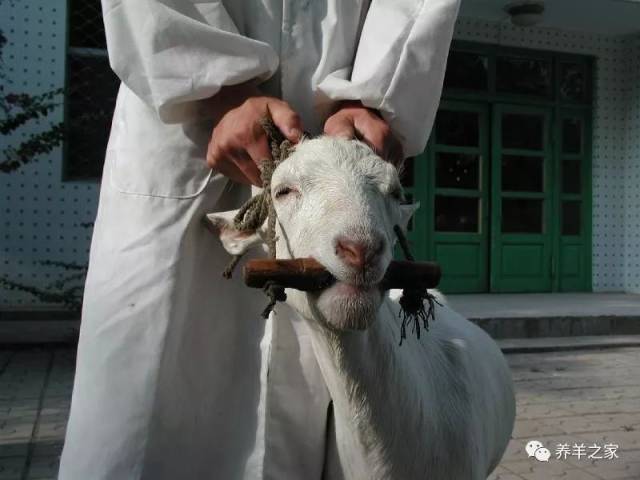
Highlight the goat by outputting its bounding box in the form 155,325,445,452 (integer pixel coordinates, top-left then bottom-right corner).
207,137,515,480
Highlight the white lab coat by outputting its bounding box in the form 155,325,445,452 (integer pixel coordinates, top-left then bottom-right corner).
58,1,459,479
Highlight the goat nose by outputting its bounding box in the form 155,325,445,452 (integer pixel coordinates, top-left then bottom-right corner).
335,236,384,270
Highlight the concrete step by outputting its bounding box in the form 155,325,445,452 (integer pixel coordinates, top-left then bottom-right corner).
498,334,640,353
448,292,640,339
0,320,79,346
469,315,640,339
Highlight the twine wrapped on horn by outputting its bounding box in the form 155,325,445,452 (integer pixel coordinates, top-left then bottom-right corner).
222,117,297,318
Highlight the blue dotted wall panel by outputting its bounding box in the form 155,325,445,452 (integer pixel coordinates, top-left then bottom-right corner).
1,1,98,308
624,36,640,292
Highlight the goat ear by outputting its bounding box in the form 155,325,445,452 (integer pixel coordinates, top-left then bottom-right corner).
204,211,265,256
399,202,420,230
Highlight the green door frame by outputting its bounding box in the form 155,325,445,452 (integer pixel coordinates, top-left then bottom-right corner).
425,101,490,292
554,107,593,291
490,104,553,292
408,42,593,293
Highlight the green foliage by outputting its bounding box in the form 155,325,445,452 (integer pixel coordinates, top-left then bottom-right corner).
1,122,65,173
0,87,65,173
1,24,64,173
1,23,87,311
0,248,90,313
0,265,86,312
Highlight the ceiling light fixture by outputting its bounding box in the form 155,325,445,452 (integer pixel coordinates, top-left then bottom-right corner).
505,1,545,27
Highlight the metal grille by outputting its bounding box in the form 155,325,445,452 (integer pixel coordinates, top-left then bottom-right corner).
65,0,119,180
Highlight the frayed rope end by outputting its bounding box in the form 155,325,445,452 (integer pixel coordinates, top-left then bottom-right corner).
398,288,441,346
261,282,287,319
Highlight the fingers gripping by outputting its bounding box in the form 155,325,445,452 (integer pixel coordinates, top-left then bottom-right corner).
268,99,303,142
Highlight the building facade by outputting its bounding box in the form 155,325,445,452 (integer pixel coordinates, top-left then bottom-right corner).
1,1,640,310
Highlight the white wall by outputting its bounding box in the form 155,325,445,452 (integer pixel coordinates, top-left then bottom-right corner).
1,0,98,309
453,17,640,292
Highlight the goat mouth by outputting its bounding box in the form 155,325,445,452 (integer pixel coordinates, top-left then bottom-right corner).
319,273,384,294
304,255,387,296
330,281,380,296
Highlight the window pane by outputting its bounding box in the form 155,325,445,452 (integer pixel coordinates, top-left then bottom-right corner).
562,118,582,154
562,160,581,194
69,0,106,49
562,201,581,235
436,153,480,190
435,110,479,147
502,199,543,233
502,113,544,150
501,155,543,192
496,56,552,97
443,51,489,91
400,157,414,187
435,196,479,233
560,62,587,102
66,54,119,179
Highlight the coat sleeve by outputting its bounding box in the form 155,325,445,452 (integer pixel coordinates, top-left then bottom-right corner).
101,0,279,122
316,0,460,157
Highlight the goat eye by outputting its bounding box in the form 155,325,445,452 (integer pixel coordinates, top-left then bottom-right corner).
389,187,404,202
274,186,296,199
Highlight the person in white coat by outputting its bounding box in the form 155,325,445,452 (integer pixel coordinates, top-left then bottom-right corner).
58,1,460,479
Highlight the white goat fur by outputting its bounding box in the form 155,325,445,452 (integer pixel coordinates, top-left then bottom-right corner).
208,137,515,480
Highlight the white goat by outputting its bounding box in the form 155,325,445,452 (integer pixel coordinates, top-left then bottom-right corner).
208,137,515,480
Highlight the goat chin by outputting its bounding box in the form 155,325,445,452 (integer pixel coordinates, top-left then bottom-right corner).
284,286,382,332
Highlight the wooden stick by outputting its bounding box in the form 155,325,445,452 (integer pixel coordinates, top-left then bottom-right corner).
243,258,441,292
380,260,441,290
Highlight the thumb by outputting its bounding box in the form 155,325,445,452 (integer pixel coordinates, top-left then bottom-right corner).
268,99,303,142
324,114,356,139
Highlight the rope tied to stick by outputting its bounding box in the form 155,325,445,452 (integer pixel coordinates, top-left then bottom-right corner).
219,118,438,339
222,117,296,318
393,225,440,345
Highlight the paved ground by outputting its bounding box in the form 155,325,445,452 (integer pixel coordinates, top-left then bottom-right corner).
0,346,639,479
448,293,640,339
491,347,640,480
0,348,72,480
498,335,640,353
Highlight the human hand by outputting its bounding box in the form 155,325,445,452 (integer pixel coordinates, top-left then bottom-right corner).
323,100,404,166
207,84,303,186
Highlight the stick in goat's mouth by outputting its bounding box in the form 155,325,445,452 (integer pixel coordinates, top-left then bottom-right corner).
243,258,441,292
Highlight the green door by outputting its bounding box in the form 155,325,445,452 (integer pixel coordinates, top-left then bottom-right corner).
427,101,490,292
555,108,592,291
491,105,553,292
410,44,593,294
411,100,591,293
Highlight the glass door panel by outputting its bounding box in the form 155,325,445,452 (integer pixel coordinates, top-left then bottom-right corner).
491,104,553,292
428,102,489,292
443,51,489,92
435,153,480,190
496,56,552,98
557,110,591,291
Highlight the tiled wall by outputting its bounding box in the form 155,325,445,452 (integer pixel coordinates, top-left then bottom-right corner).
1,8,639,309
453,17,639,292
624,36,640,293
1,1,98,309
